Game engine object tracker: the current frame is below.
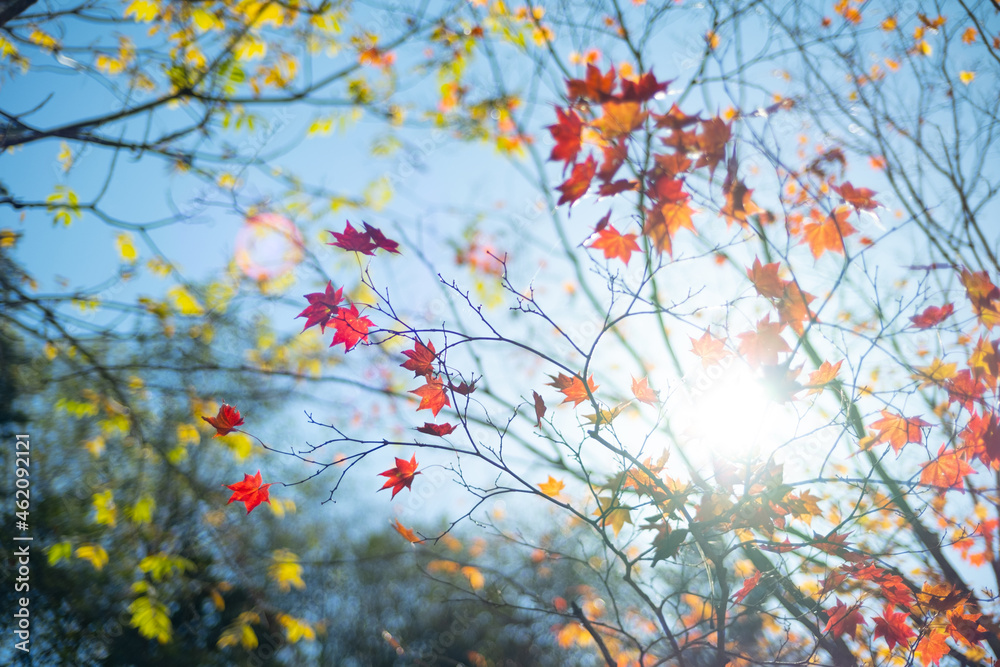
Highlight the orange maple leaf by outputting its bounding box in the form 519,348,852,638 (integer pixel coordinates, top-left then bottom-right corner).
869,410,932,454
696,117,731,174
737,316,791,367
631,376,660,405
915,630,950,667
689,329,730,367
378,454,420,499
834,181,881,211
720,181,761,227
538,476,565,496
546,373,599,407
920,445,975,489
960,268,1000,329
392,519,422,543
747,257,785,299
588,224,641,264
807,360,843,395
202,404,245,437
224,470,272,514
592,100,647,139
410,377,451,416
776,282,817,335
803,206,857,259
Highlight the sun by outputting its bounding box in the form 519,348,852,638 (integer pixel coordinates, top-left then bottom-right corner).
676,361,794,463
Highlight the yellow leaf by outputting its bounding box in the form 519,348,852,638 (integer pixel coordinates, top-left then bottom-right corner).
129,596,172,644
139,552,195,581
115,232,137,264
538,476,565,496
269,550,306,592
584,403,625,425
959,71,974,85
127,496,155,525
461,565,485,590
594,496,632,537
167,285,205,316
75,544,109,570
92,490,117,527
191,8,223,31
912,358,957,388
277,613,316,642
47,541,73,565
29,29,59,52
125,0,158,22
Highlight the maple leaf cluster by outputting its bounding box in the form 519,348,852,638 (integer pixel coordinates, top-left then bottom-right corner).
295,280,373,351
327,221,401,255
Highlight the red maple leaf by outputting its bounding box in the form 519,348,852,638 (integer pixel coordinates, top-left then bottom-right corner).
597,139,628,181
747,257,785,299
448,380,477,396
566,63,616,102
733,570,761,603
653,103,702,130
556,155,596,207
410,377,451,416
597,179,639,197
330,303,373,351
823,598,867,639
225,470,272,514
296,281,344,332
872,606,916,650
202,404,245,437
416,422,456,437
619,71,669,102
910,303,955,329
588,224,641,264
547,106,583,165
869,410,932,454
946,370,985,413
363,222,401,254
834,181,881,211
378,454,420,499
532,390,546,428
401,340,437,378
631,376,660,406
546,373,599,407
328,221,376,254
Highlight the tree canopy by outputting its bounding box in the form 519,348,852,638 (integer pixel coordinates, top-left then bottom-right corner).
3,1,1000,665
